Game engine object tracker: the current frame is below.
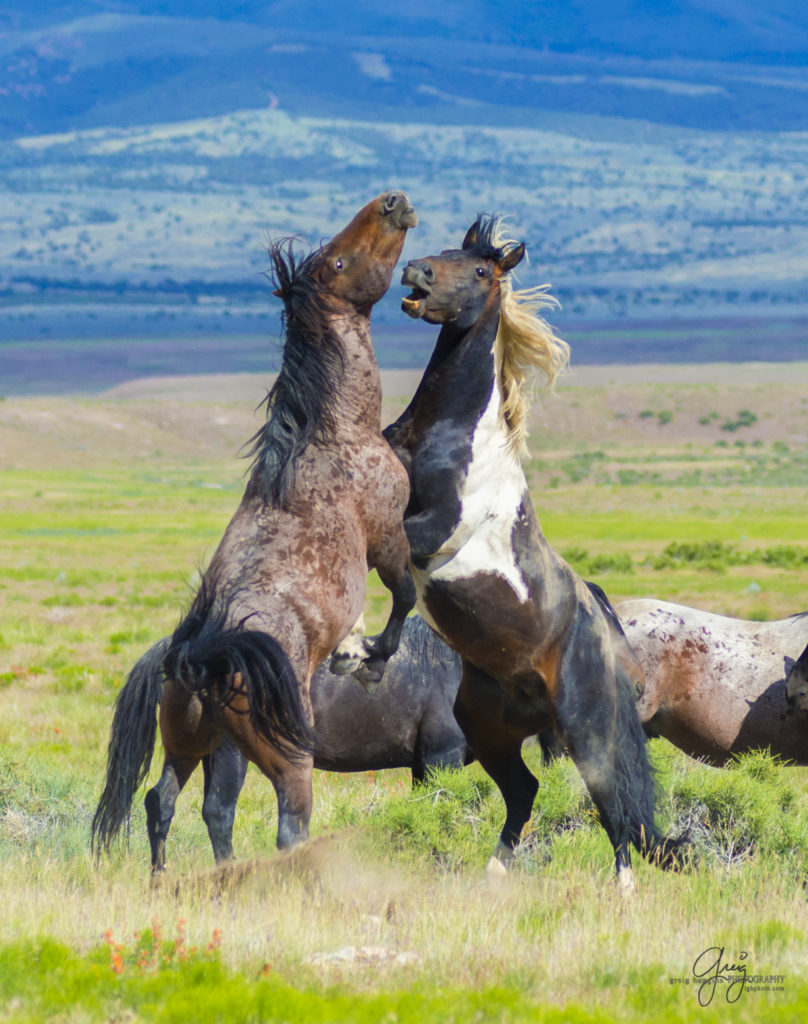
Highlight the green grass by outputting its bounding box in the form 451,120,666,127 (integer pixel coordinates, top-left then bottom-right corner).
1,379,807,1021
12,935,804,1024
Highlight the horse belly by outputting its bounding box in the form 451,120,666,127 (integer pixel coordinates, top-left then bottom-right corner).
311,672,416,771
416,564,543,686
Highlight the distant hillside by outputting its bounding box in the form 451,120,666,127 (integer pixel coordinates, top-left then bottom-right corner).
1,2,808,139
1,1,807,377
2,104,808,334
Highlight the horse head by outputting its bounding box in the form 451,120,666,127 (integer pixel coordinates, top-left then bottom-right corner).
400,214,567,454
400,214,524,328
308,190,417,314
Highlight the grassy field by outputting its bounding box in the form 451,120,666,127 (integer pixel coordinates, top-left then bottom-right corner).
0,363,807,1022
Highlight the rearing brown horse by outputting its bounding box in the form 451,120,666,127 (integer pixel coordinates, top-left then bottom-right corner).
92,191,417,869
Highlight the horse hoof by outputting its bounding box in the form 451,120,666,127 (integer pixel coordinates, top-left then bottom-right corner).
353,658,386,689
617,865,636,896
149,870,166,891
485,855,508,878
485,841,513,879
329,651,363,676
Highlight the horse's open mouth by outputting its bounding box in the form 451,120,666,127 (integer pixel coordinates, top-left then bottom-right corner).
401,287,429,318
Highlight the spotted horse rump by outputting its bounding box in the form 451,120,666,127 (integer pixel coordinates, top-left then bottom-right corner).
618,598,808,766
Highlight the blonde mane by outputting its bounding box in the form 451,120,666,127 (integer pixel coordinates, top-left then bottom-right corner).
493,255,570,458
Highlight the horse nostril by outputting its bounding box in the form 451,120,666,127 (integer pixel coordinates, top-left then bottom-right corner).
384,193,400,212
422,264,434,280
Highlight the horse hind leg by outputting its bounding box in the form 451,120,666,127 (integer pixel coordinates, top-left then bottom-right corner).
454,661,539,873
559,731,639,890
145,754,199,875
228,722,314,851
274,761,314,850
201,738,249,864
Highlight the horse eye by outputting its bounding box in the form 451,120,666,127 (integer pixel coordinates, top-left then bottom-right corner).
476,266,487,278
335,259,344,272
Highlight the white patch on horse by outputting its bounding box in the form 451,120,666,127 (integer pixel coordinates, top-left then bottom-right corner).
418,387,529,604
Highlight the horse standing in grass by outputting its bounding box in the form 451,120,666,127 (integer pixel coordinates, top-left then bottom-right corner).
617,599,808,764
92,191,418,870
385,215,686,886
120,615,473,866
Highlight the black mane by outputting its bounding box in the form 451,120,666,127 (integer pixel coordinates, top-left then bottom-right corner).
246,239,344,507
465,212,508,260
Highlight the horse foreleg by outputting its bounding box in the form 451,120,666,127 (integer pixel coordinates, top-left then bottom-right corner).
412,688,471,784
404,497,460,569
201,738,249,864
360,529,416,684
144,754,199,874
786,641,808,710
454,662,539,872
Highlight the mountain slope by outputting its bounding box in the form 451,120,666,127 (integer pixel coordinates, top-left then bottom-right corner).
1,2,807,139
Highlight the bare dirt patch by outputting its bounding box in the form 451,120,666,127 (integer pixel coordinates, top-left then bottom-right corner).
1,363,806,472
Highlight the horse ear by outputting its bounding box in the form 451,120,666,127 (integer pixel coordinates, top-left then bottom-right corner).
272,287,283,298
462,222,480,250
499,242,525,273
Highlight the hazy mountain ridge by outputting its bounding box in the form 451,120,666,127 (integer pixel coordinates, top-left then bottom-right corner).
1,2,807,369
3,106,808,330
2,2,808,138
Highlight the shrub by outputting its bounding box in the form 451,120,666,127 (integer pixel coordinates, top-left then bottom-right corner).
660,749,808,869
561,548,634,576
721,409,758,431
652,540,740,571
367,763,502,869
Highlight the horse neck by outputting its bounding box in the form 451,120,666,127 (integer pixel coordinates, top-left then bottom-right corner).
411,299,503,429
328,311,383,432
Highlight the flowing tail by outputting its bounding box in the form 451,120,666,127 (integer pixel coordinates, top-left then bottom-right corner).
161,593,314,761
91,638,168,856
611,663,692,870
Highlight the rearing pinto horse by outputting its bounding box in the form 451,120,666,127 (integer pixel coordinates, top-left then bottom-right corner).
386,215,685,887
92,191,417,869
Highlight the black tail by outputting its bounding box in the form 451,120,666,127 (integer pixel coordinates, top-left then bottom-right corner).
162,597,314,761
91,638,168,856
611,664,691,871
